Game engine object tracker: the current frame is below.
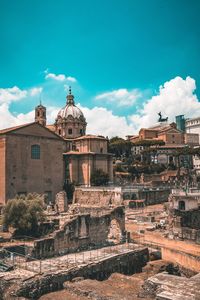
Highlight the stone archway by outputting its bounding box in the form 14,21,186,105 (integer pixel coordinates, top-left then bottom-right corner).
107,219,122,244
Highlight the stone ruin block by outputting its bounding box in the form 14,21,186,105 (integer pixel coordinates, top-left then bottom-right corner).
55,191,68,213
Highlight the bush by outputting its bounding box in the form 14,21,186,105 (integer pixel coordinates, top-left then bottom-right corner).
3,193,45,236
91,169,109,186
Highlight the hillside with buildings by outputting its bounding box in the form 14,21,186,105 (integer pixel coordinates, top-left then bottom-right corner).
0,91,200,299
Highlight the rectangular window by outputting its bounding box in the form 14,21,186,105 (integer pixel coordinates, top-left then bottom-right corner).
68,128,72,134
31,145,40,159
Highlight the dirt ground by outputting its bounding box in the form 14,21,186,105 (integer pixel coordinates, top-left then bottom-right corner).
126,203,200,256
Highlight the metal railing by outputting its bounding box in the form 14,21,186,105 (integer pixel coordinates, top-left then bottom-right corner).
1,243,137,274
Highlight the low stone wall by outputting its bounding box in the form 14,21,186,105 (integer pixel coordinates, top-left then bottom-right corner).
138,189,170,205
32,206,125,258
14,247,149,299
73,187,122,207
122,187,170,205
161,247,200,273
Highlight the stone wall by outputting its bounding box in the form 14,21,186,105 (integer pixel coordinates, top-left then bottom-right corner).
14,247,149,299
122,187,170,205
32,206,125,258
142,272,200,300
161,247,200,273
73,187,122,207
55,191,68,213
169,208,200,243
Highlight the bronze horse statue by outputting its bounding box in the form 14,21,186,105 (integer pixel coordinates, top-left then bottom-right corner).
158,112,168,122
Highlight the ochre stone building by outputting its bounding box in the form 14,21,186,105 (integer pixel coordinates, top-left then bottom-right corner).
129,122,199,146
64,135,113,186
0,88,113,205
0,123,65,205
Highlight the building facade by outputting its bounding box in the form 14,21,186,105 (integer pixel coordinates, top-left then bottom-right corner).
0,123,66,206
185,117,200,173
64,135,113,185
46,88,113,187
185,117,200,139
0,88,113,205
168,188,200,243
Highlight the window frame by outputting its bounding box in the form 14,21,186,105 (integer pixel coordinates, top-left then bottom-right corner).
31,144,41,160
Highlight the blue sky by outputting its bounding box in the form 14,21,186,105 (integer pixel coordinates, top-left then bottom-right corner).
1,0,200,137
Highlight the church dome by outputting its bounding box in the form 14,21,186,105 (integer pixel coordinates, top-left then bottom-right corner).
56,87,85,121
55,87,87,139
57,104,84,120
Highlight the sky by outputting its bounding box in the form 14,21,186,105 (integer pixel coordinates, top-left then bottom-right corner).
1,0,200,137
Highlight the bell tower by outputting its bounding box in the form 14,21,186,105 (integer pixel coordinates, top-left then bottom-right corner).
35,101,46,126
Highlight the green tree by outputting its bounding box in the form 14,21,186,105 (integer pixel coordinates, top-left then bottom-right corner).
109,136,132,158
91,169,109,186
3,193,45,236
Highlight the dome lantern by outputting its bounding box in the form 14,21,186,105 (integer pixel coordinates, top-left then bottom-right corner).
55,88,87,139
66,86,75,105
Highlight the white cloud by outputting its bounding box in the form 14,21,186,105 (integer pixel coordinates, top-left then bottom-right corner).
0,103,34,129
45,72,77,82
96,88,141,107
1,76,200,139
78,104,134,137
129,76,200,132
46,106,60,123
0,86,27,104
30,87,43,96
66,76,76,83
0,85,45,129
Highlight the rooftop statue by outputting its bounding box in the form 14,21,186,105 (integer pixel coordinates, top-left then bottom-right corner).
158,112,168,122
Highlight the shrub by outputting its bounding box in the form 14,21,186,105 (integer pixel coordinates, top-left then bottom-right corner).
3,193,45,236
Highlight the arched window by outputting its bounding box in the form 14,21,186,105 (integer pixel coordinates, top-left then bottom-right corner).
31,145,40,159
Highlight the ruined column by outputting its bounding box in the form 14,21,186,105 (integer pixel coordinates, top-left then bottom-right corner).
55,191,68,213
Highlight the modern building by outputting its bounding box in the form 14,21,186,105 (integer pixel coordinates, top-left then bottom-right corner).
185,117,200,173
175,115,185,132
185,117,200,139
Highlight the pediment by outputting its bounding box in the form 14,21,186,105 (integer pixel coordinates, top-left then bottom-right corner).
8,122,63,140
